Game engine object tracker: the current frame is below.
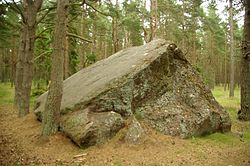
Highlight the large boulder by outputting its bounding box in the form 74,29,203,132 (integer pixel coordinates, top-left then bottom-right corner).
34,39,231,147
60,110,124,147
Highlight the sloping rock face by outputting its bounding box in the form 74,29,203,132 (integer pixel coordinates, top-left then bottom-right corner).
34,39,231,147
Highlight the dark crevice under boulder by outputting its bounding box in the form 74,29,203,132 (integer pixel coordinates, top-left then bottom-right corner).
34,39,231,147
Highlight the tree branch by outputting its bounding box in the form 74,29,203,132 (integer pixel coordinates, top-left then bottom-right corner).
11,0,25,19
34,0,43,12
85,1,111,16
67,33,92,43
68,15,79,23
3,0,25,21
35,50,52,61
36,6,56,25
35,26,54,40
244,51,250,59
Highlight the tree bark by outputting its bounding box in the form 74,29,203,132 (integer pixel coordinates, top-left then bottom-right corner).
142,0,149,43
91,4,97,56
149,0,158,41
181,0,186,51
238,1,250,120
11,37,16,87
229,0,235,97
42,0,69,136
63,36,69,79
15,0,43,117
79,4,86,69
11,47,16,87
224,33,228,91
112,16,119,53
111,0,119,54
0,48,5,82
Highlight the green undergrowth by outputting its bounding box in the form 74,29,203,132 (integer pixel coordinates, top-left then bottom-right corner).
212,86,240,110
0,83,36,107
192,86,250,145
212,86,240,123
190,133,230,145
192,132,250,147
0,83,14,105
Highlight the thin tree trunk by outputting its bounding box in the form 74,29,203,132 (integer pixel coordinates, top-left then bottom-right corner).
229,0,235,97
164,15,168,40
91,5,97,56
192,32,196,64
0,49,2,82
142,0,149,43
11,37,16,87
6,48,10,83
124,28,128,48
181,0,186,51
150,0,157,41
115,0,119,51
104,34,107,58
64,37,69,79
154,0,158,36
112,17,115,53
238,1,250,120
79,4,86,69
1,48,5,82
224,33,227,91
11,47,16,87
42,0,69,136
15,0,43,117
112,16,119,53
210,32,215,89
111,0,119,53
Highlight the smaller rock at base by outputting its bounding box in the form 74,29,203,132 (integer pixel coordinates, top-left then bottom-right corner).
125,118,145,144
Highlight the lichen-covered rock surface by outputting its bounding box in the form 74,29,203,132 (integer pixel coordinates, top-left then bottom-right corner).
125,118,145,144
34,39,231,147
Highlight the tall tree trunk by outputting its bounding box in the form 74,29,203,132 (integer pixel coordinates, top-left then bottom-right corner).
64,36,69,79
111,17,115,53
15,0,43,117
229,0,235,97
0,48,5,82
11,45,16,87
149,0,158,41
91,5,97,56
192,32,197,64
181,0,186,51
0,49,2,82
154,0,158,36
104,33,107,58
11,37,16,87
238,1,250,120
79,4,86,69
42,0,69,136
111,0,120,53
142,0,149,43
224,33,228,91
112,2,119,54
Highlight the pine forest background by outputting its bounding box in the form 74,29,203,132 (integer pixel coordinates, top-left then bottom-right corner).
0,0,244,95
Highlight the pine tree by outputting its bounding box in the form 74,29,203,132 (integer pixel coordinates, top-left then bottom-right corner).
42,0,69,136
12,0,43,117
229,0,235,97
238,0,250,120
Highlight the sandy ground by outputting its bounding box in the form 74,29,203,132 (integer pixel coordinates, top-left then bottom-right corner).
1,102,250,166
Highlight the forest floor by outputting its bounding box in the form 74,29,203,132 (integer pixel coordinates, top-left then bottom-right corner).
0,83,250,166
